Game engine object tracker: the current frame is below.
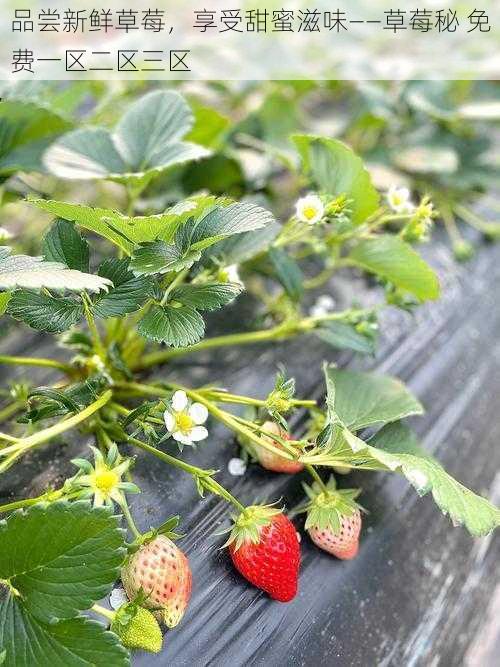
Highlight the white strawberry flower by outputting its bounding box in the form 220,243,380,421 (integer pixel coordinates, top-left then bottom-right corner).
0,227,13,242
387,186,415,214
295,193,325,224
310,294,336,318
218,264,244,286
164,390,208,447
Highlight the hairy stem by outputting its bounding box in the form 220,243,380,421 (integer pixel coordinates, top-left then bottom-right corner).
119,494,142,540
200,389,316,409
0,355,72,374
115,380,304,460
0,390,112,473
83,294,107,360
92,604,115,622
128,436,245,512
0,400,23,424
134,308,371,369
305,464,329,493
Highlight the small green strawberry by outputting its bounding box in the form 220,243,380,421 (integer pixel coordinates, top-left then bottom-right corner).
301,475,363,560
111,602,163,654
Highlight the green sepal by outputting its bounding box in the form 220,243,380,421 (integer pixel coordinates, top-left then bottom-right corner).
224,503,282,551
301,476,362,535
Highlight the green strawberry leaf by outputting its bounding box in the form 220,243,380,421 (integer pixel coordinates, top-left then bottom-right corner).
0,606,129,667
366,422,500,536
0,501,126,623
138,303,205,346
315,321,376,355
327,367,424,431
268,247,304,301
293,134,380,225
348,235,440,302
29,196,216,255
130,240,199,276
43,90,210,187
131,202,274,276
202,222,280,265
0,99,72,176
0,292,12,316
189,202,275,239
312,368,500,537
7,291,84,333
169,282,243,311
92,258,154,319
42,219,90,272
0,246,112,294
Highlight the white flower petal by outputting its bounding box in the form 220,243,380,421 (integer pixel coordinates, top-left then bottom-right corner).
189,426,208,442
295,194,324,224
172,390,188,411
310,305,327,318
164,410,175,431
387,186,414,213
317,295,336,310
228,458,247,476
109,587,128,610
173,431,193,446
94,491,105,507
189,403,208,425
226,265,242,284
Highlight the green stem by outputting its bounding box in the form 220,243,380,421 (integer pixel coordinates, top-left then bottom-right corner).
169,385,299,460
0,432,19,444
134,308,369,369
115,381,302,460
83,294,107,360
119,495,142,539
92,604,115,622
0,391,112,473
201,390,316,409
305,464,329,493
0,355,72,374
160,268,189,306
0,494,52,514
128,436,245,512
440,204,463,244
0,487,77,514
0,401,22,424
454,204,495,233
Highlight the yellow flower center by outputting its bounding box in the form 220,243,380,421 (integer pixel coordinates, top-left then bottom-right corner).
94,469,119,495
303,206,318,220
175,411,194,435
392,195,402,206
217,269,229,282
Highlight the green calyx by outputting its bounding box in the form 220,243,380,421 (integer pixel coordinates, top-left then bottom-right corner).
128,515,182,554
111,603,163,654
225,504,282,551
302,476,362,534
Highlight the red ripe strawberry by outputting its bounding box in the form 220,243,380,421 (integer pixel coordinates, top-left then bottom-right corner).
253,421,304,474
303,475,363,560
122,535,192,628
227,505,300,602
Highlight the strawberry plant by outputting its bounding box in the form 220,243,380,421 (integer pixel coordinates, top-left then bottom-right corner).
0,84,499,665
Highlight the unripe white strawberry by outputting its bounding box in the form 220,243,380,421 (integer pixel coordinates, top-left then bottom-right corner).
122,535,192,628
308,509,361,560
302,475,363,560
253,421,304,474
